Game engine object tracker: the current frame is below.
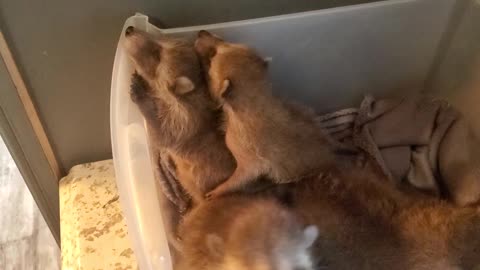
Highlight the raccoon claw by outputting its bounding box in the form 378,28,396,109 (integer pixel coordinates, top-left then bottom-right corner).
205,192,215,200
206,189,225,200
206,184,236,200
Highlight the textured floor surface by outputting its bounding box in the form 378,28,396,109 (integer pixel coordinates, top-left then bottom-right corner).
0,136,60,270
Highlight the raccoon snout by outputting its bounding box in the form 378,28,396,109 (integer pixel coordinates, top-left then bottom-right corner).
197,30,211,38
125,26,135,37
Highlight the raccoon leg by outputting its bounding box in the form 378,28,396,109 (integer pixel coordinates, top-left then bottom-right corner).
206,165,259,198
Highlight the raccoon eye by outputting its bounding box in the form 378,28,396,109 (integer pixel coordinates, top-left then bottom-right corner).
219,79,233,99
143,40,161,62
199,47,216,69
151,47,161,62
207,47,216,60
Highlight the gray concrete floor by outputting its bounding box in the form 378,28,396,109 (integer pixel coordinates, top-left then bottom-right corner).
0,136,60,270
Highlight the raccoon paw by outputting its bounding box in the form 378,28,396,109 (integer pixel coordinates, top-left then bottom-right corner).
130,72,150,103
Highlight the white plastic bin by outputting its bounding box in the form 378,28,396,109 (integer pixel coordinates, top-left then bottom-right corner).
110,0,480,269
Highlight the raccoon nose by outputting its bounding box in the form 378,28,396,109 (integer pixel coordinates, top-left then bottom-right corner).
125,26,135,37
198,30,211,38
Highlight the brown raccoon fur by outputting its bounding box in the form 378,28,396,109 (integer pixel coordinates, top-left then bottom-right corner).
177,194,319,270
291,165,480,270
194,30,334,198
123,27,235,203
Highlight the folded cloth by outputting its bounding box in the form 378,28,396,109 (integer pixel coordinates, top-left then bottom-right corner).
317,95,480,206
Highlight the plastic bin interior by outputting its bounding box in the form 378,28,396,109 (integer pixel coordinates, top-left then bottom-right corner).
110,0,480,269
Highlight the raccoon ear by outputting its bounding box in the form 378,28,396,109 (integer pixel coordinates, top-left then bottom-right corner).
302,225,319,248
195,30,221,63
217,79,232,99
206,234,225,259
173,76,195,95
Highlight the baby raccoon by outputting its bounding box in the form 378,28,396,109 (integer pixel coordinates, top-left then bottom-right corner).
395,202,480,270
123,27,235,203
292,167,480,270
194,31,334,198
177,195,319,270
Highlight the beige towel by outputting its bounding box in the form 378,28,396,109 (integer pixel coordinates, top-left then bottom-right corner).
318,95,480,206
